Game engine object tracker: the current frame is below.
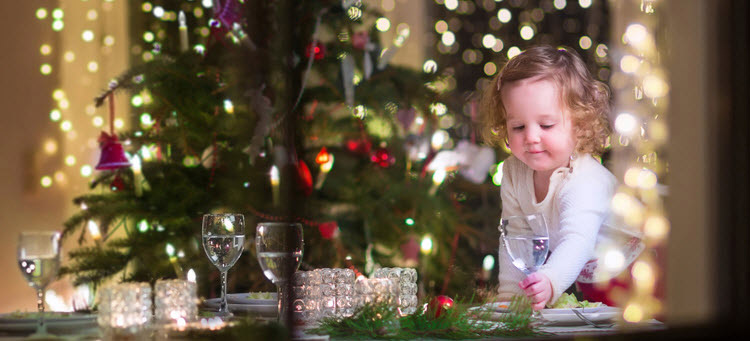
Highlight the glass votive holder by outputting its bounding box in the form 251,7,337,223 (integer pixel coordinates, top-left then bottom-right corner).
154,279,198,325
354,277,399,309
97,282,152,335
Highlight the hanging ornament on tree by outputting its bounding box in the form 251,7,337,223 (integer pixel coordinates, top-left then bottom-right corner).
428,295,454,318
396,108,417,132
110,174,126,192
351,31,369,50
346,138,372,155
96,93,131,170
305,42,326,61
296,159,313,197
318,221,339,239
371,147,395,168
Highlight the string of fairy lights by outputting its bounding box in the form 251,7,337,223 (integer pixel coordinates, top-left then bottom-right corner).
608,0,667,323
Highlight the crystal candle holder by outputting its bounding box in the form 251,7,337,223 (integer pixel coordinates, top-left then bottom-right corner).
97,282,152,335
154,279,198,324
372,267,418,315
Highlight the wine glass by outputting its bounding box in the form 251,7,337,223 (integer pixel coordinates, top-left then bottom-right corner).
499,214,549,315
255,222,303,325
202,213,246,318
17,231,62,338
499,213,549,275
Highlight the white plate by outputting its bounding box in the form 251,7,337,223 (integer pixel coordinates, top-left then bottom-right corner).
0,313,96,334
540,306,621,326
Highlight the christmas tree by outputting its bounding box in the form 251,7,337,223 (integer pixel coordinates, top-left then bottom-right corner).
60,0,500,298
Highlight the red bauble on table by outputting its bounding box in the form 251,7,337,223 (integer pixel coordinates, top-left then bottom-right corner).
428,295,454,318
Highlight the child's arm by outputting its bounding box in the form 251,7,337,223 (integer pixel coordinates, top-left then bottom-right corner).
537,164,616,305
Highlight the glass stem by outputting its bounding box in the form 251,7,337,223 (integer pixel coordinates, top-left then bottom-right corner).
277,281,288,325
36,288,47,334
220,270,228,314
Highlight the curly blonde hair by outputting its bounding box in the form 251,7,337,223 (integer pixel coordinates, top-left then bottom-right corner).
479,45,611,156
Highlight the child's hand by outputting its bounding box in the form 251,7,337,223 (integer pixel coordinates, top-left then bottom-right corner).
518,272,553,311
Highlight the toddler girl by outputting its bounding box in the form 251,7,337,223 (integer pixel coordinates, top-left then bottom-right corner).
480,45,620,310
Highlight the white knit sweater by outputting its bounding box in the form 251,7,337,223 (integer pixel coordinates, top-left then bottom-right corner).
497,154,617,305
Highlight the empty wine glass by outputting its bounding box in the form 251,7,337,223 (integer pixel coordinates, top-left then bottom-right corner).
499,213,549,275
500,214,549,315
202,213,246,318
255,222,303,325
17,231,62,338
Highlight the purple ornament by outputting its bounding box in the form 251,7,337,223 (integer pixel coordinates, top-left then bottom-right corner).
396,108,416,131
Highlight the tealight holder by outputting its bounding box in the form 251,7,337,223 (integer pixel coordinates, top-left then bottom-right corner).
154,279,198,325
97,282,152,337
372,267,418,315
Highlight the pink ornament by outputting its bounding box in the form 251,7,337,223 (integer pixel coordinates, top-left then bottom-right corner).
95,132,131,170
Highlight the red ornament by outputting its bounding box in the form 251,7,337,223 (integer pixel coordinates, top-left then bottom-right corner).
318,221,339,239
110,174,126,192
296,160,313,196
95,132,131,170
351,31,370,50
346,138,372,155
371,147,395,167
428,295,454,318
305,42,326,60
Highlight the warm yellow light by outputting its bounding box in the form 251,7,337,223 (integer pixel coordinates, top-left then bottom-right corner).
619,55,640,73
114,118,125,129
58,99,69,110
519,25,535,40
497,8,512,23
80,165,93,177
52,20,64,31
642,75,669,98
54,171,66,183
579,0,592,8
40,44,52,55
441,31,455,46
64,51,75,62
434,20,448,33
40,64,52,75
87,61,99,72
103,35,115,46
92,116,104,127
623,303,644,322
40,176,53,188
431,130,449,150
187,269,197,283
87,9,98,20
50,109,62,121
430,102,447,116
631,260,655,289
603,249,626,271
420,235,433,254
579,36,592,50
644,215,669,240
60,120,72,132
482,34,496,49
432,169,447,185
65,155,76,166
507,46,521,59
614,112,638,135
36,8,48,20
596,44,608,58
445,0,458,11
375,17,391,32
43,139,58,154
423,60,438,73
624,23,648,46
82,30,95,42
553,0,567,10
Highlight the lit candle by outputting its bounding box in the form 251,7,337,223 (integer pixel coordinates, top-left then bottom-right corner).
314,154,334,189
270,165,280,206
87,220,101,241
132,155,143,197
179,11,189,52
429,169,447,196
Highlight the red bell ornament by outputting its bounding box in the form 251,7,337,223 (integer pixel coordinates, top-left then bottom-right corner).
96,93,131,170
96,132,131,170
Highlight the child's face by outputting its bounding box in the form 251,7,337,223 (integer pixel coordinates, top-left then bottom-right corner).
501,77,577,176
